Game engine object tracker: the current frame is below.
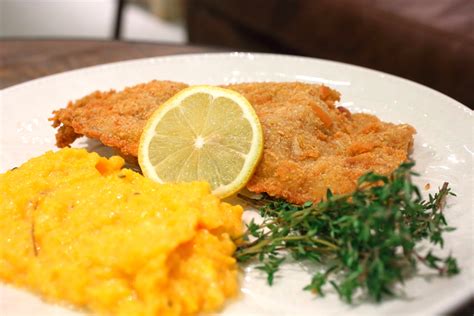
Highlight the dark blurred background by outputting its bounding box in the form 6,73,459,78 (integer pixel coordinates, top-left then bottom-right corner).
185,0,474,106
1,0,473,106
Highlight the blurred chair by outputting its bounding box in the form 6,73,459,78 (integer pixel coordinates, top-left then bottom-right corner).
185,0,474,106
0,0,118,39
0,0,185,42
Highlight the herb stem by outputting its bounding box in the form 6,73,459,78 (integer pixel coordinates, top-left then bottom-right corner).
236,163,459,303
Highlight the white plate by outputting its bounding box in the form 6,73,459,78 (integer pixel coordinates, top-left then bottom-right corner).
0,53,473,315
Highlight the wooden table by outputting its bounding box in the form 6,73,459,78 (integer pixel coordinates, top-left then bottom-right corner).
0,40,223,89
0,39,472,315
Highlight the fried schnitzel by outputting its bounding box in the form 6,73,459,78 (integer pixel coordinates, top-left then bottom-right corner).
51,81,415,204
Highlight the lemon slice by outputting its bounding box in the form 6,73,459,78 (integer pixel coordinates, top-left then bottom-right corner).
138,85,264,198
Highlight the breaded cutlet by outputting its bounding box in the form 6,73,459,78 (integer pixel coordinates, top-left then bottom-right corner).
51,81,415,204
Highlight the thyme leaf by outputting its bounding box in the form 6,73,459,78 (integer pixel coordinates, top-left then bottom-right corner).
235,162,459,303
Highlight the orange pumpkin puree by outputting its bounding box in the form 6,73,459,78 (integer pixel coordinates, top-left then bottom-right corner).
0,148,242,315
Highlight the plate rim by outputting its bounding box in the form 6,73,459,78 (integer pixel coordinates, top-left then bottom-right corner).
0,51,472,315
1,52,471,115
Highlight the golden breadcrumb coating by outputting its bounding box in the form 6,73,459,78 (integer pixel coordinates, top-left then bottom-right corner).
51,81,415,204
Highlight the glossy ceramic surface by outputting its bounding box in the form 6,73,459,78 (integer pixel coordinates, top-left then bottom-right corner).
0,53,472,315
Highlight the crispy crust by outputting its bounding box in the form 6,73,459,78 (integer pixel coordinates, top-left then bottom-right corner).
51,81,415,204
50,81,188,157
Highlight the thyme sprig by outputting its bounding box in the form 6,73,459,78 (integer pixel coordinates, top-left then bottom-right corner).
235,162,459,303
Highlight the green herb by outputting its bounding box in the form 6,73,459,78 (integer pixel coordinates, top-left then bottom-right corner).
235,162,459,303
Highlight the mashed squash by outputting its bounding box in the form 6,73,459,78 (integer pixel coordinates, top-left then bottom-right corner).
0,148,243,315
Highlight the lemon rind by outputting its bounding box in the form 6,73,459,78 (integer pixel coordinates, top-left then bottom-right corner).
138,85,263,198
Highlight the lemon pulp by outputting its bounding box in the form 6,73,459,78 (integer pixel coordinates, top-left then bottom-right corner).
139,86,263,198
